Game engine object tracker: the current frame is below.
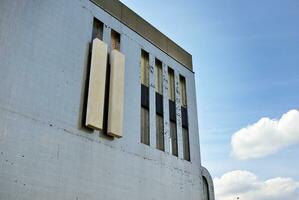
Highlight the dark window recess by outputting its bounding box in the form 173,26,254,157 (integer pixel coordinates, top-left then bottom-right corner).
181,106,188,128
111,29,121,50
169,100,176,122
102,58,111,136
155,93,163,116
141,84,149,109
92,18,103,41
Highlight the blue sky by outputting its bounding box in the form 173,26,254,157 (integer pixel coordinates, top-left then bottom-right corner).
120,0,299,199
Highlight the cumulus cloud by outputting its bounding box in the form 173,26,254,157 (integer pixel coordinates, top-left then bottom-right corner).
231,109,299,160
214,170,299,200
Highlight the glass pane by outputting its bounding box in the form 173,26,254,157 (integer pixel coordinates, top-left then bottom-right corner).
168,68,175,101
180,76,187,107
141,50,149,86
155,60,163,94
141,107,150,145
170,121,178,156
156,115,164,151
183,128,190,161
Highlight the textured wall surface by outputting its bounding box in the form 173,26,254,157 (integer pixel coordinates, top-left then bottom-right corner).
0,0,209,199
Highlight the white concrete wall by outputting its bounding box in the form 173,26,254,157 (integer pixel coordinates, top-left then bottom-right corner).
0,0,207,199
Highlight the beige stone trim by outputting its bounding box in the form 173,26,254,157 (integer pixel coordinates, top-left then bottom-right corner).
107,50,125,138
86,38,108,130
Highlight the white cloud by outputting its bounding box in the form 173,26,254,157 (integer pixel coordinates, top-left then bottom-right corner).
231,109,299,160
214,170,299,200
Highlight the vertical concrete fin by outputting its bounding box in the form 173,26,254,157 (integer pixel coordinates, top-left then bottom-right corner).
107,49,125,138
86,38,108,130
175,71,184,159
162,62,171,153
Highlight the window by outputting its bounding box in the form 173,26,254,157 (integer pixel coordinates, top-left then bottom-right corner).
141,107,150,145
140,50,150,145
180,76,187,108
155,59,164,151
141,50,149,87
111,29,120,50
168,68,175,101
168,67,178,156
180,75,190,161
92,18,103,41
156,115,164,151
182,127,190,161
170,121,178,156
155,59,163,95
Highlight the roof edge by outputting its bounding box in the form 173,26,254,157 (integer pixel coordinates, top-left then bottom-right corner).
90,0,193,71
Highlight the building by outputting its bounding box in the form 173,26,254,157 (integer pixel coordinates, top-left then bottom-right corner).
0,0,215,199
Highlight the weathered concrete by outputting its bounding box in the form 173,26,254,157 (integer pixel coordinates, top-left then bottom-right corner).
0,0,213,199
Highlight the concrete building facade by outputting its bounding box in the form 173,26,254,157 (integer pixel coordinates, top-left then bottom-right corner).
0,0,214,199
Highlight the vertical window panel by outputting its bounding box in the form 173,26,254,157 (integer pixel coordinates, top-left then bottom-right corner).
180,75,190,161
168,67,177,156
141,50,149,86
141,107,150,145
92,18,103,41
140,50,150,145
170,121,178,156
111,29,120,50
168,68,175,101
156,114,164,151
180,76,187,107
155,59,163,95
183,127,190,161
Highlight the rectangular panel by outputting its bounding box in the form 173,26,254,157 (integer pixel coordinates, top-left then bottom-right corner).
181,106,188,128
107,49,125,137
141,84,149,109
141,107,150,145
140,50,149,86
169,100,176,122
180,75,187,107
86,38,108,130
155,59,163,94
156,114,164,151
155,93,163,116
183,127,190,161
170,121,178,156
168,68,175,101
